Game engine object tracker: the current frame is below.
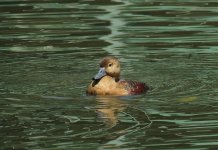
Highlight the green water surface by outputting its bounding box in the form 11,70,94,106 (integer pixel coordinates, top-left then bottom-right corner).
1,0,218,149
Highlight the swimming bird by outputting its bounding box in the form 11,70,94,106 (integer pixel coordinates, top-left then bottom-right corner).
87,56,149,96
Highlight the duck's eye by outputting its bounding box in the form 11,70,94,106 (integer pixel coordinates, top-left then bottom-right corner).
108,63,113,67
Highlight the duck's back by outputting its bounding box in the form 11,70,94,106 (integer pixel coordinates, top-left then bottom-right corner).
118,80,149,95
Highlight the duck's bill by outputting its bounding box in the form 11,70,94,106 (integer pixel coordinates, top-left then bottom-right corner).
93,67,106,80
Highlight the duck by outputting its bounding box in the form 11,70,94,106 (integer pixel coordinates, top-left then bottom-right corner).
86,56,149,96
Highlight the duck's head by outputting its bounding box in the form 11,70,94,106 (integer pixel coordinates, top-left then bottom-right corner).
93,56,121,81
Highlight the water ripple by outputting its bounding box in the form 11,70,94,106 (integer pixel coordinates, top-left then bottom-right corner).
0,0,218,149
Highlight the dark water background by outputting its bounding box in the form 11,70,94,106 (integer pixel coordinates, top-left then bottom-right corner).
1,0,218,149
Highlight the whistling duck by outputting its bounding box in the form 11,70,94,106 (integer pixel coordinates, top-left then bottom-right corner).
87,56,149,96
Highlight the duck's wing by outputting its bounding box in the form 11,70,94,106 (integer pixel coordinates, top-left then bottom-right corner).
118,80,149,95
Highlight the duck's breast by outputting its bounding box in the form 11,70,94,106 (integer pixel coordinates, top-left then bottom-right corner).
87,76,129,95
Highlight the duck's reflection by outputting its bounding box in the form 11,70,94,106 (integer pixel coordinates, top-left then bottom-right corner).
95,96,128,128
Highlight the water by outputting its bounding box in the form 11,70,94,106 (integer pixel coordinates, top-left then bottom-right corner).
1,0,218,149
